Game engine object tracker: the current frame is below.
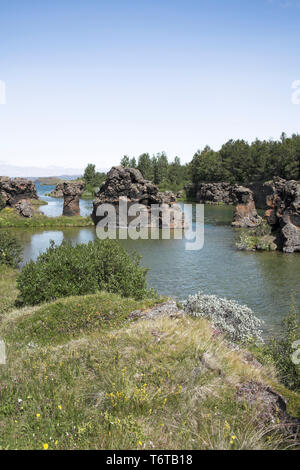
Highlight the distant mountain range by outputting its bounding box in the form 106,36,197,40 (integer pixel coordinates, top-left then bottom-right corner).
0,162,107,178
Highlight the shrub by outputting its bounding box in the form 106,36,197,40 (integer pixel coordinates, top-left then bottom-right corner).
235,231,257,251
17,239,152,306
235,230,276,252
183,292,263,343
267,307,300,391
0,231,23,267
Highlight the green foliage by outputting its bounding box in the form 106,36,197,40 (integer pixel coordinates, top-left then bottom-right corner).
120,153,187,190
188,133,300,185
235,222,276,252
120,132,300,192
267,308,300,391
120,155,130,167
83,163,106,190
8,292,159,346
0,265,18,315
0,208,93,228
189,146,223,184
137,153,154,181
17,239,152,306
0,305,297,450
0,231,23,268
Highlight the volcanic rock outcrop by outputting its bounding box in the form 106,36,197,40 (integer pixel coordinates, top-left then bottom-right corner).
188,181,274,210
62,181,85,216
49,182,64,198
231,186,262,228
92,166,184,229
194,182,235,205
14,199,35,218
0,177,38,207
0,177,39,217
265,177,300,253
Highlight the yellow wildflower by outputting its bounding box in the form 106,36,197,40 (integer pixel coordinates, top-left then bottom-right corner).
36,413,41,418
43,443,49,450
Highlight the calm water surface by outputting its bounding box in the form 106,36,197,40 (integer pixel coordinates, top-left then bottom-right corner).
10,184,300,334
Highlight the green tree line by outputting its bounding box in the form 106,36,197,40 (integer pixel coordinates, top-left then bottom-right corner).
120,133,300,188
189,132,300,185
121,153,186,191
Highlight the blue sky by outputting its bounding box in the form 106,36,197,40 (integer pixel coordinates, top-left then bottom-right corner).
0,0,300,172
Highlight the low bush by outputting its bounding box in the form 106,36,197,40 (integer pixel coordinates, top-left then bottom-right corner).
268,308,300,391
17,239,152,306
183,292,263,343
0,230,23,267
235,221,276,252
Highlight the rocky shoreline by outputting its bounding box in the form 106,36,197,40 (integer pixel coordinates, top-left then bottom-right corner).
1,172,300,252
187,178,300,253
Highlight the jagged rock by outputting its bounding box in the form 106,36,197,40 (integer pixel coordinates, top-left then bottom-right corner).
14,199,35,218
237,381,300,436
49,182,64,198
92,166,184,229
231,186,261,228
62,181,85,216
195,182,234,204
265,177,300,253
128,300,184,321
0,177,39,207
248,181,275,210
188,180,274,211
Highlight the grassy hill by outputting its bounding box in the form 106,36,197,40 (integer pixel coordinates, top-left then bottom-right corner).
0,270,299,450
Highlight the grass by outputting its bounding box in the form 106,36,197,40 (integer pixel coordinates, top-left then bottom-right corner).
31,199,48,207
5,292,160,346
0,208,93,228
0,266,18,315
0,287,299,450
0,268,298,450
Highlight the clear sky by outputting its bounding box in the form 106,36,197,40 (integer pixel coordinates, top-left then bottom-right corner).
0,0,300,172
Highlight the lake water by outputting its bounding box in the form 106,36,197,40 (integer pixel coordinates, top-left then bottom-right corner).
11,184,300,335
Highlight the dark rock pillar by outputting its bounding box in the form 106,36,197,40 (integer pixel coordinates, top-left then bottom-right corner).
62,181,85,216
231,186,261,228
265,177,300,253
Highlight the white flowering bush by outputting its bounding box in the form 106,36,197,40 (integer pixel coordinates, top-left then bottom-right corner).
183,292,263,343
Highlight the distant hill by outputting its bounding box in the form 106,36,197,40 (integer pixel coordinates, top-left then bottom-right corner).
34,177,64,186
0,162,85,178
34,176,82,185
